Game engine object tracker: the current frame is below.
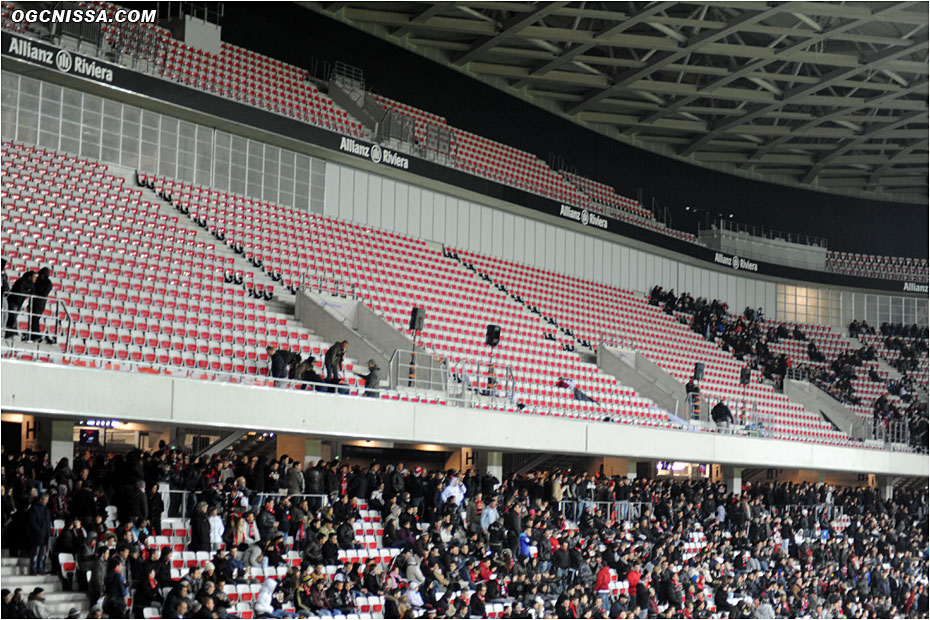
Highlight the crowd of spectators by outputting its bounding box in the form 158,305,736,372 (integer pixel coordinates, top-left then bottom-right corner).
3,444,929,619
650,286,927,445
873,324,928,377
649,286,797,387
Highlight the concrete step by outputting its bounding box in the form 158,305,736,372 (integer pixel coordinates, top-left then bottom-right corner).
1,556,31,567
136,180,302,326
0,574,61,587
45,599,91,616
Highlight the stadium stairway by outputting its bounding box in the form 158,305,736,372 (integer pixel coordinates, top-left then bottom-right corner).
1,550,90,617
134,175,293,318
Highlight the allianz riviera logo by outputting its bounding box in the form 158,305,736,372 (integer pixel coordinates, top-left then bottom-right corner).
370,144,382,164
55,49,72,72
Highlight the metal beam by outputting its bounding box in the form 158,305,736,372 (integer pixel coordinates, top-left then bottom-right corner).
391,4,450,38
453,2,570,66
678,39,929,157
800,110,927,183
637,2,913,127
745,80,929,164
513,1,677,89
565,4,787,115
869,139,929,183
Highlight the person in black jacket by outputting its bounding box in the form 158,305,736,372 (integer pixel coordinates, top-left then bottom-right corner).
120,480,148,525
711,399,735,431
189,502,211,552
468,583,488,617
265,345,299,386
148,483,165,536
1,259,9,336
4,270,36,339
28,267,53,343
26,492,51,575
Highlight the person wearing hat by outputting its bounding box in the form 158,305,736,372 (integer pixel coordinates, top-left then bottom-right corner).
353,358,381,397
86,604,103,619
26,587,49,619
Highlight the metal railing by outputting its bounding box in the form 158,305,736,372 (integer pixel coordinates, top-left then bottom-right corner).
0,342,394,397
691,391,769,438
389,348,449,394
2,292,72,353
871,418,911,450
558,500,652,524
300,274,360,300
448,357,517,408
770,504,845,523
162,488,330,520
702,218,829,249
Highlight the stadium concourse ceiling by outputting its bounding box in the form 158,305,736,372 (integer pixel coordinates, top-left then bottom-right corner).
302,1,930,203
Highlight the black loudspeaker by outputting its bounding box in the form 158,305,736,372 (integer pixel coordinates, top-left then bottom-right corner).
740,367,752,386
485,324,501,347
409,307,425,331
693,362,705,381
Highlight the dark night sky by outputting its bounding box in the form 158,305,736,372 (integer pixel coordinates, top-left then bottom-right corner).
218,3,927,258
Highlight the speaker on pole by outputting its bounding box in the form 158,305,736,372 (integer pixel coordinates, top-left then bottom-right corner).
739,367,752,386
693,362,705,381
485,324,501,347
409,307,425,331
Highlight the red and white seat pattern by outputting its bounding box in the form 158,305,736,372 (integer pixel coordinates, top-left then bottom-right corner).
145,171,668,425
455,249,860,447
827,251,927,282
1,142,367,385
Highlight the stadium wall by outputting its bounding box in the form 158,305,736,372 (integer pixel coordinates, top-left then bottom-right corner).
2,359,926,478
2,66,926,329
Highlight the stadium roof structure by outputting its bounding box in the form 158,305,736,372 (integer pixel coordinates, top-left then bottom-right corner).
303,1,930,204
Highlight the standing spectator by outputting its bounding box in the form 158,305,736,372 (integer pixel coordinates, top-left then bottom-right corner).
4,269,36,340
147,483,165,536
103,557,130,618
711,399,735,432
287,461,305,496
1,259,9,335
354,359,381,397
324,340,349,382
29,267,53,343
266,345,299,387
26,492,51,575
208,506,225,552
189,501,211,552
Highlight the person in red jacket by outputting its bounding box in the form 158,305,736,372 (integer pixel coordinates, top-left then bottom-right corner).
595,560,612,612
627,562,642,599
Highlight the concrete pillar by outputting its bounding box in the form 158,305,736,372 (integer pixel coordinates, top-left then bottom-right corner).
305,439,323,467
627,461,653,480
476,451,502,481
49,419,74,469
875,475,895,501
723,465,743,496
322,440,342,462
